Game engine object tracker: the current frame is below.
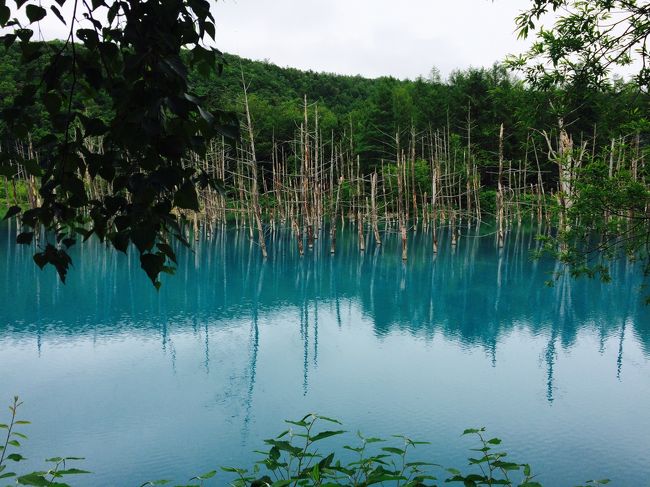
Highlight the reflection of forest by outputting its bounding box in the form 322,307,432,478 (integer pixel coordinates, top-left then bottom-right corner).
3,222,650,487
1,223,649,367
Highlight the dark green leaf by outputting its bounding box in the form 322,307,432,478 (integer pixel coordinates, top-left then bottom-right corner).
25,4,47,23
381,447,405,455
3,205,21,220
462,428,483,436
190,470,216,480
33,253,48,269
43,91,62,114
16,473,50,486
316,416,343,425
16,232,34,245
56,469,90,475
0,5,10,26
140,253,165,287
310,430,346,442
156,242,177,264
49,4,65,24
174,181,200,211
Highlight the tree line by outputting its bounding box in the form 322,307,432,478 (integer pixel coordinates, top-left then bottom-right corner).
2,46,648,189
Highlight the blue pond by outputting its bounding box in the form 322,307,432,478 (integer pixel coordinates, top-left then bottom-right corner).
1,222,649,486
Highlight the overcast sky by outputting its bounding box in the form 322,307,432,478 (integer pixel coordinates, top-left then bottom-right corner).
27,0,545,80
212,0,538,80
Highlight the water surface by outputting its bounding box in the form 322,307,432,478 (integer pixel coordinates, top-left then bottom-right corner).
1,222,649,485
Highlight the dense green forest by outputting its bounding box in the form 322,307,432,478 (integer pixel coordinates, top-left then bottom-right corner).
2,46,648,187
196,54,648,177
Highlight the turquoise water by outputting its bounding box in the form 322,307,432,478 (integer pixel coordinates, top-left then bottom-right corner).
1,221,649,486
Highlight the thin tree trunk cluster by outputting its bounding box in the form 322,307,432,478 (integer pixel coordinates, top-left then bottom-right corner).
2,101,646,260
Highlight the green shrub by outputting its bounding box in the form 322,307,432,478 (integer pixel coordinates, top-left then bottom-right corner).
2,399,611,487
0,397,89,486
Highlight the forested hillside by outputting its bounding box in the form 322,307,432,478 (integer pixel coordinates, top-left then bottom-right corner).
2,46,647,185
199,53,649,181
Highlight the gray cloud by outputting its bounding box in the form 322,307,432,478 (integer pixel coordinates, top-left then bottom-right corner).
10,0,540,79
212,0,534,79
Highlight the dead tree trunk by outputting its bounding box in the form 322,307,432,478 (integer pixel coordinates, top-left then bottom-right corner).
242,74,268,258
497,123,505,248
371,171,381,245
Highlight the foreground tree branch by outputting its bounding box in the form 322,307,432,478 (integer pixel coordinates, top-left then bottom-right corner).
0,0,236,287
